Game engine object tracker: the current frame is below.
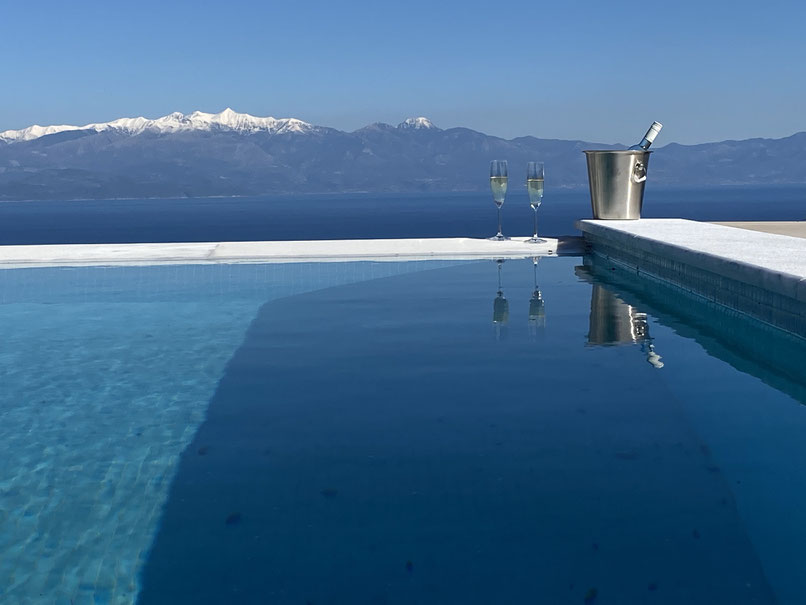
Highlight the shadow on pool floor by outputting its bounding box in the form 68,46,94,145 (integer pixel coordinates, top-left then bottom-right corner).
137,262,775,605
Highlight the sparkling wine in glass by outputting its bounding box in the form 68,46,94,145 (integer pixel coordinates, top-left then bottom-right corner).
489,160,508,240
526,162,546,243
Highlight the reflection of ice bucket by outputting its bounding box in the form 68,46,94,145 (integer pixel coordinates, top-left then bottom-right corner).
583,150,651,220
587,283,648,345
575,263,664,367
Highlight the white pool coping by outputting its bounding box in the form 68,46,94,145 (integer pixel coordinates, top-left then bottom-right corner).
577,219,806,302
0,236,582,268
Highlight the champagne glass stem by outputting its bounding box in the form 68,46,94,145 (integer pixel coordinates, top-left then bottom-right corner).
497,207,503,238
533,209,538,240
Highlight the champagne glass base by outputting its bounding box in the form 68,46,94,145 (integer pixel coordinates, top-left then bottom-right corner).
525,236,547,244
489,234,510,241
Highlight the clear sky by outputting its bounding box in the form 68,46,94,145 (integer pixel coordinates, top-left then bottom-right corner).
2,0,804,145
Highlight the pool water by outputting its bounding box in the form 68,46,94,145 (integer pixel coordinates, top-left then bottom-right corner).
2,258,805,604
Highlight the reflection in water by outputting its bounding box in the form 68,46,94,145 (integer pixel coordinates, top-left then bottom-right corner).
575,255,806,605
528,258,546,334
492,260,509,340
134,258,800,604
579,254,806,402
577,265,664,368
644,342,664,368
493,292,509,324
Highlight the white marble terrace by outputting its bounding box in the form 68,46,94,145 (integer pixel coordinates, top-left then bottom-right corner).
577,219,806,302
0,237,576,269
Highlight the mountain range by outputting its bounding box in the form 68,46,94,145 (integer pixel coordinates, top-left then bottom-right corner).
1,109,804,201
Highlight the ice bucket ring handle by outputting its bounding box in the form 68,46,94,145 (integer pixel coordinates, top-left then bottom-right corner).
632,161,647,183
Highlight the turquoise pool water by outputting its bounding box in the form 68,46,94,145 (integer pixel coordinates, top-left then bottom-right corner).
1,258,805,604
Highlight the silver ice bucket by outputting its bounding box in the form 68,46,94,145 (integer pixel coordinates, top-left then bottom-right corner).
583,150,651,220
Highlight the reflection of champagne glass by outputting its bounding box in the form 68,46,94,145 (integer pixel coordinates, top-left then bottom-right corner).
493,292,510,324
526,162,546,244
489,160,509,241
492,260,509,339
528,257,546,331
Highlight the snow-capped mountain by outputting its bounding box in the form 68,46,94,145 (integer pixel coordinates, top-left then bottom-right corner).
0,108,314,143
0,110,803,200
398,117,439,130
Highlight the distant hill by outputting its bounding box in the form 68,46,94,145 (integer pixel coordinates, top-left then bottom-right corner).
1,109,804,200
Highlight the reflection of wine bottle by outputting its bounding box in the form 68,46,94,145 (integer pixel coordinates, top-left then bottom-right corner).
643,343,664,369
628,121,663,151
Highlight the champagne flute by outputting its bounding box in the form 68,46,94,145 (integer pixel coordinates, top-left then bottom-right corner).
526,162,546,243
489,160,508,241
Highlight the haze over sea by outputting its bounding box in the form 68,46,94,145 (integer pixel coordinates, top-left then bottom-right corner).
0,186,803,245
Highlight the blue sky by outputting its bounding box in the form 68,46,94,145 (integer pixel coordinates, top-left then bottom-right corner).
2,0,804,144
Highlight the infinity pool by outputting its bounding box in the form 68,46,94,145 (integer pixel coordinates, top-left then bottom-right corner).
1,257,805,604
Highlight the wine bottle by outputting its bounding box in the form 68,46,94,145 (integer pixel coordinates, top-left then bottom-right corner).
628,121,663,151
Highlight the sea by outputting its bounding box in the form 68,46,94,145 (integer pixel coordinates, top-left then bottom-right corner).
0,185,804,244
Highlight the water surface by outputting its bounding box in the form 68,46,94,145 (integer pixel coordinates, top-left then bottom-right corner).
0,186,803,244
2,257,805,604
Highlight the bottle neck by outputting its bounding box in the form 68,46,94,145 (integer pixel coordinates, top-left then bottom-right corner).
634,135,653,150
636,121,662,150
629,121,662,150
